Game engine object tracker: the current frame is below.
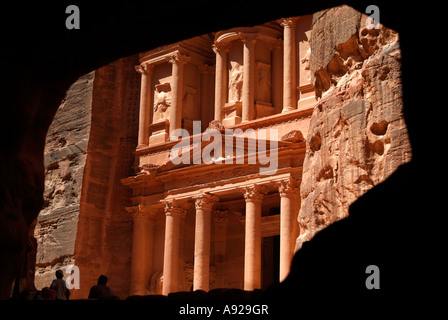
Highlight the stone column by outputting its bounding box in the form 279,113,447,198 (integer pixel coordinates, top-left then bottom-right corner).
162,200,187,295
129,205,156,296
200,64,215,131
241,33,257,122
213,43,229,123
243,185,264,290
213,210,229,288
278,178,299,282
281,18,298,113
135,64,153,148
167,52,190,138
193,194,218,291
270,39,283,114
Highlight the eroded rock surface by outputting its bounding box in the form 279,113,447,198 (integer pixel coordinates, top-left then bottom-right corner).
297,6,412,249
34,72,94,290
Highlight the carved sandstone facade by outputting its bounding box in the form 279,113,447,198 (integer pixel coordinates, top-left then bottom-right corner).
121,17,315,295
35,6,411,299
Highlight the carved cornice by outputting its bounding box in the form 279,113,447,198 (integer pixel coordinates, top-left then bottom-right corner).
165,51,191,65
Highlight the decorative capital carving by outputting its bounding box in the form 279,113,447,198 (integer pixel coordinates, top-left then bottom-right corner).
194,193,219,211
278,177,300,197
135,63,153,74
163,199,188,218
280,17,298,28
128,204,160,221
242,184,265,202
238,32,257,44
166,51,191,65
199,64,215,75
268,38,283,50
212,42,231,55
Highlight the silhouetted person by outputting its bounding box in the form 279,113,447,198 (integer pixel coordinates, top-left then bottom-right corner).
88,275,114,300
50,270,70,300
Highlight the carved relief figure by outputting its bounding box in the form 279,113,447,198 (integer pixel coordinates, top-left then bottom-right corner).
301,47,311,82
153,82,171,122
229,61,243,102
255,61,271,103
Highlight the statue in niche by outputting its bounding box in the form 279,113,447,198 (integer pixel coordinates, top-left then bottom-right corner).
255,61,271,103
229,61,243,102
153,82,171,122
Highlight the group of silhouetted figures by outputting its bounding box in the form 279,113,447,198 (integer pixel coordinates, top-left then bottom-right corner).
16,270,117,300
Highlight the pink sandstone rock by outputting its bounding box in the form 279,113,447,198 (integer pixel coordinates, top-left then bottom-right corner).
296,6,411,250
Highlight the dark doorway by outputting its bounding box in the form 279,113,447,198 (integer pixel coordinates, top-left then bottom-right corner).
262,235,280,289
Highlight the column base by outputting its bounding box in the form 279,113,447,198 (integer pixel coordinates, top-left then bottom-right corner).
222,102,242,127
281,106,296,113
148,120,170,145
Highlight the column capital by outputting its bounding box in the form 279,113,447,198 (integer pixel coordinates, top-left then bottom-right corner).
280,17,298,28
278,177,300,197
163,199,188,218
194,193,219,211
212,42,231,55
166,51,191,65
268,38,283,50
199,64,215,75
135,63,153,74
242,185,265,202
127,204,161,221
239,32,258,44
